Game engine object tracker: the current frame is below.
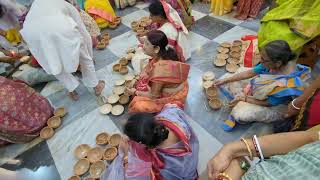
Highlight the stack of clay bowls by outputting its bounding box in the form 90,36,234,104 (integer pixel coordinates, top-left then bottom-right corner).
214,42,230,67
201,71,223,110
69,132,123,180
113,57,129,75
96,33,110,50
40,107,67,140
109,16,122,29
202,71,215,89
131,16,152,36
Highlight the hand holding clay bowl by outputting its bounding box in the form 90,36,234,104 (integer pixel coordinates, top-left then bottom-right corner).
87,147,104,163
68,175,80,180
103,147,118,161
74,144,92,159
108,133,122,147
73,158,90,176
89,160,106,179
54,107,67,117
40,126,54,139
119,58,129,66
206,87,218,99
113,64,121,72
119,94,130,105
96,132,109,145
99,104,112,115
47,116,62,129
111,105,125,116
209,98,222,110
119,66,129,75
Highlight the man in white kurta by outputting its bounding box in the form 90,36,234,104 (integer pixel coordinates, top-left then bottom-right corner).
20,0,104,100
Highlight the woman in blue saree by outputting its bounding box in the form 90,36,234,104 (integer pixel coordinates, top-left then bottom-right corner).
213,40,311,131
101,103,199,180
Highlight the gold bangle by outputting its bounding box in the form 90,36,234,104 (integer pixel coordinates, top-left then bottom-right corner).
241,138,253,161
218,172,233,180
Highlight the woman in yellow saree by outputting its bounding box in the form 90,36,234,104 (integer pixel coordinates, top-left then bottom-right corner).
258,0,320,52
85,0,116,29
127,30,190,113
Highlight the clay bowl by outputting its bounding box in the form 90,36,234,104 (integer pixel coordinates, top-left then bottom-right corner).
202,71,215,81
103,147,118,161
68,175,80,180
126,47,135,54
146,19,153,25
100,38,109,45
124,74,135,81
226,63,239,73
217,47,230,54
108,133,122,147
114,17,121,25
115,79,125,86
74,158,90,176
99,104,112,115
233,40,242,47
96,132,109,145
220,42,232,48
111,105,124,116
230,51,241,59
214,58,227,67
119,66,129,75
140,21,148,27
231,46,241,53
125,53,134,61
119,58,129,66
206,87,218,98
216,53,229,60
119,94,130,105
40,126,54,139
125,80,133,88
74,144,92,159
227,58,240,65
113,86,125,95
89,160,106,179
47,116,62,129
109,22,118,29
208,98,222,110
136,27,145,35
96,42,106,50
102,33,110,40
202,81,214,89
54,107,67,117
131,21,138,29
87,147,104,163
140,16,150,22
113,64,121,72
107,94,120,104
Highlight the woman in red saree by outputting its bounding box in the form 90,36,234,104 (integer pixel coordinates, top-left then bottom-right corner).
127,30,190,113
0,77,53,145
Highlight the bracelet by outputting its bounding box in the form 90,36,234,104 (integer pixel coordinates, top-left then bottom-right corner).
240,138,253,161
291,99,301,110
240,160,251,171
218,172,233,180
253,135,264,161
318,131,320,141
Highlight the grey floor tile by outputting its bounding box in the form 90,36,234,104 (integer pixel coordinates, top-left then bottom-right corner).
115,6,140,17
101,23,131,39
192,2,210,14
191,16,235,40
93,48,119,70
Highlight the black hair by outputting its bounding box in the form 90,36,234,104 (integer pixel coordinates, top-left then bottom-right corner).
0,5,4,18
148,0,167,19
147,30,179,61
124,113,169,148
264,40,296,65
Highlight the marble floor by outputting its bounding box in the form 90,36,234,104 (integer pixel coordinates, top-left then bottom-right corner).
0,2,278,180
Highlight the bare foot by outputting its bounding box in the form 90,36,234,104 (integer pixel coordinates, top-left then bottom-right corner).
94,80,105,96
68,91,80,101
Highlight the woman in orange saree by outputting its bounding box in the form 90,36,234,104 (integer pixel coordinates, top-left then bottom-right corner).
128,30,190,113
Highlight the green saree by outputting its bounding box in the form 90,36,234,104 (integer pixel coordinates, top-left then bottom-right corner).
258,0,320,52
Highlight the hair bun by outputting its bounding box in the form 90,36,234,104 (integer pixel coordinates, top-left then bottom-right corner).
154,124,169,141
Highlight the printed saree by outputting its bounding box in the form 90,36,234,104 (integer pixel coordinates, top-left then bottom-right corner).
101,104,199,180
129,59,190,113
258,0,320,52
85,0,116,29
0,77,53,145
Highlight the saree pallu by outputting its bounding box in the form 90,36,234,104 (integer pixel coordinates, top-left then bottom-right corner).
129,60,190,113
101,104,199,180
258,0,320,52
243,141,320,180
85,0,116,29
0,77,53,145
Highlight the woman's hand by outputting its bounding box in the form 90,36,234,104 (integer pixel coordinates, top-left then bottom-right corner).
207,145,234,180
284,101,301,118
213,79,228,87
229,96,244,107
126,88,136,96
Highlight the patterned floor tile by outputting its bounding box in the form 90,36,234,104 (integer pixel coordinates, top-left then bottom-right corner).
191,15,235,40
187,31,211,53
213,26,257,44
101,23,131,39
121,9,150,28
93,47,119,70
107,31,138,57
115,6,140,17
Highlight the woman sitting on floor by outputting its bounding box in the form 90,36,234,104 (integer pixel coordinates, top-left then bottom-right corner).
207,130,320,180
0,76,53,146
127,30,190,113
101,103,199,180
214,40,311,131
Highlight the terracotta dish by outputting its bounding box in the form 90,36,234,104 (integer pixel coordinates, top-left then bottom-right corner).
108,133,122,147
233,40,242,46
231,46,241,52
99,104,112,115
140,21,148,27
102,33,110,40
107,94,120,104
68,175,80,180
220,42,232,48
47,116,61,129
119,94,130,105
202,71,215,81
87,147,104,163
73,158,90,176
119,66,129,75
227,58,240,64
89,160,106,179
109,22,118,29
74,144,91,159
206,87,218,98
126,47,135,54
54,107,67,117
131,21,138,29
230,52,241,59
140,16,150,22
111,105,124,116
113,64,121,72
216,53,229,60
40,126,54,139
214,58,227,67
217,47,230,54
226,63,239,73
115,79,125,86
96,42,106,50
209,98,222,110
119,58,129,66
103,147,118,161
100,38,109,45
96,132,109,145
202,81,214,89
113,86,125,95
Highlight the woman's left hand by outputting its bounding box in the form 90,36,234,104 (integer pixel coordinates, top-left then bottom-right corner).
229,96,244,107
119,136,129,156
127,88,137,96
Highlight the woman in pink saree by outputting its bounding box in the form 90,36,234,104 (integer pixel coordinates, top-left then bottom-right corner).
0,77,53,145
101,103,199,180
